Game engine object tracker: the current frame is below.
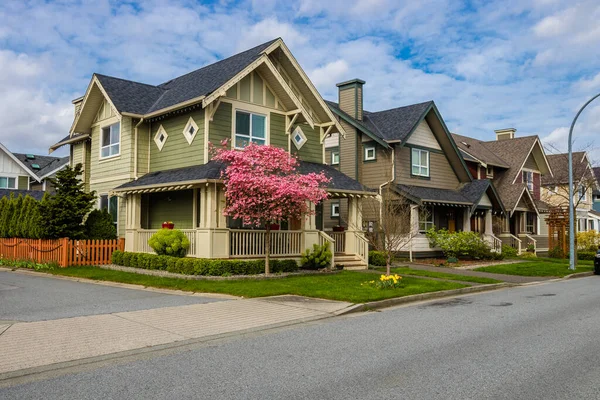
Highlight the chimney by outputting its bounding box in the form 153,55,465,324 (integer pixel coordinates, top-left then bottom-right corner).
495,128,516,141
336,79,365,120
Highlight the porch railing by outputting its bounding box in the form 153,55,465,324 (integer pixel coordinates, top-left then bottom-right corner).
499,233,522,254
318,231,335,269
487,234,502,253
229,230,303,258
520,234,537,254
353,232,369,264
137,229,196,255
328,231,346,253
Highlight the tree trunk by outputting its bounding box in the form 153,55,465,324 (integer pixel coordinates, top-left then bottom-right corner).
265,225,271,275
386,251,391,276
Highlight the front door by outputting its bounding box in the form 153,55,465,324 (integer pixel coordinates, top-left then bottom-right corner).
447,211,456,233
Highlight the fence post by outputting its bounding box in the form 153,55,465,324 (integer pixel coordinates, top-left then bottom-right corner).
118,237,125,252
60,237,69,267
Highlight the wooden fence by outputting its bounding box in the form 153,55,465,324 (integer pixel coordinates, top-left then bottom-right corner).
0,237,125,267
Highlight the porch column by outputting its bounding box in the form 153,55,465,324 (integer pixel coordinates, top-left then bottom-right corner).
302,202,319,251
485,210,493,235
345,197,363,254
410,205,419,235
462,210,471,232
124,194,141,252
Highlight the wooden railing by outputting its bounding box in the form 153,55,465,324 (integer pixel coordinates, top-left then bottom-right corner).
521,234,537,254
328,231,346,253
353,232,369,264
499,233,522,254
229,230,303,258
318,231,335,269
0,237,124,267
487,234,502,253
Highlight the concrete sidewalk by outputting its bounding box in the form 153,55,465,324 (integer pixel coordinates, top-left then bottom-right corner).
0,296,353,376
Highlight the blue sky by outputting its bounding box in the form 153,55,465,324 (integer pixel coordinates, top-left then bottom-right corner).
1,0,599,159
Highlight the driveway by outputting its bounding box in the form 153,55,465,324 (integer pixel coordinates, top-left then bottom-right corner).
0,271,226,323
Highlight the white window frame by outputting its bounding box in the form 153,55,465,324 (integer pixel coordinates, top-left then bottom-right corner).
486,165,494,178
154,125,168,151
364,146,376,161
182,117,199,145
418,206,434,233
234,109,267,149
523,171,533,191
99,122,121,159
292,126,307,150
0,176,17,189
331,151,340,165
580,186,587,202
331,203,340,217
411,148,430,177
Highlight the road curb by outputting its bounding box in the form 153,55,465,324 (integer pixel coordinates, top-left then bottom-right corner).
340,283,516,314
564,271,595,279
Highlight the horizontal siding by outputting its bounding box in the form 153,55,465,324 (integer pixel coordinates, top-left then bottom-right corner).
339,87,355,118
523,153,539,171
292,123,322,163
71,143,84,168
149,109,205,172
395,146,459,189
324,132,339,148
17,176,28,190
339,121,357,179
270,112,287,150
405,120,441,150
146,190,193,229
209,102,232,158
89,116,133,183
137,121,150,175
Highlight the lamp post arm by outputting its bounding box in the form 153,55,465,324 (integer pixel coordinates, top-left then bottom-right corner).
568,93,600,270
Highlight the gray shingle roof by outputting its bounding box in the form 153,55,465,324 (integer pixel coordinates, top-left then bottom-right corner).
93,39,279,116
114,160,373,193
362,101,433,142
13,153,69,179
542,152,589,185
395,184,472,205
0,189,45,201
452,133,510,168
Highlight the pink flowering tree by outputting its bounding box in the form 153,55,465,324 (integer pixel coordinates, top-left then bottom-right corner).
212,142,330,274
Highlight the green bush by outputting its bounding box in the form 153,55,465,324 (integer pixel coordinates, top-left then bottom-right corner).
301,243,332,270
368,251,389,266
426,228,495,260
548,246,565,259
577,251,597,261
110,251,299,276
577,230,600,251
148,229,190,257
84,209,117,239
501,244,518,258
519,251,537,259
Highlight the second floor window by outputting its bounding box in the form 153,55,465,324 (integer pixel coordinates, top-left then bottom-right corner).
101,122,120,158
364,146,376,161
523,171,533,191
331,151,339,165
411,148,429,177
579,186,587,201
235,110,266,148
99,195,118,227
0,177,16,189
331,203,340,217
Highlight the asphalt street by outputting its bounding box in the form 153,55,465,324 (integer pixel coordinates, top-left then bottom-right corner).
2,276,600,399
0,271,224,322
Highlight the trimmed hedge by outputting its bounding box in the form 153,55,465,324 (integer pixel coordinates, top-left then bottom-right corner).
111,250,299,276
577,251,597,261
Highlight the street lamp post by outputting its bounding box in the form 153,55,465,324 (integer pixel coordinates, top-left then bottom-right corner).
568,93,600,270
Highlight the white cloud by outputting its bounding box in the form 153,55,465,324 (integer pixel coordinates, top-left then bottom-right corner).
309,60,349,88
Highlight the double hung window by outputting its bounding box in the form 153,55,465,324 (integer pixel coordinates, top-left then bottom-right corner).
101,122,120,158
235,111,266,148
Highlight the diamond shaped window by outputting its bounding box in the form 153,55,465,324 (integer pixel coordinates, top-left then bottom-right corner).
154,125,168,151
183,117,199,144
292,126,307,150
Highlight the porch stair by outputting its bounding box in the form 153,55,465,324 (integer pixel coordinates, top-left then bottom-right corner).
335,253,368,270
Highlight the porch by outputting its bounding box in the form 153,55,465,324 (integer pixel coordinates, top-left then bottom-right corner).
120,182,370,268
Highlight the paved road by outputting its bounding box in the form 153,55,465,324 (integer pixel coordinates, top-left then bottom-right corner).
0,271,224,322
2,276,600,399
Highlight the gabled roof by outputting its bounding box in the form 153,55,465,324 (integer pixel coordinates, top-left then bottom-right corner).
452,133,510,168
13,153,69,180
91,39,278,116
593,167,600,195
324,100,389,148
542,152,590,185
113,160,374,195
0,143,42,182
361,101,433,143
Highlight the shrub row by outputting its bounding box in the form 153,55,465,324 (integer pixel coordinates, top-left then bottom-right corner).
368,251,389,266
577,251,597,261
111,250,299,276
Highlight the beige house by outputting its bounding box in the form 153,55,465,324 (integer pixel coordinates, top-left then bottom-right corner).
541,152,600,233
454,130,553,254
324,80,505,258
50,38,375,268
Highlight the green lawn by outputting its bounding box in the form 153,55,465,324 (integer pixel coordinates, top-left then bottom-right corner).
375,267,502,284
43,266,468,304
475,257,593,277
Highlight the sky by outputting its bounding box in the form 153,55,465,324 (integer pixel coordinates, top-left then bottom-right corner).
1,0,599,159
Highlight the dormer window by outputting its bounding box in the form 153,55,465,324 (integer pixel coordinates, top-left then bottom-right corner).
100,122,120,158
154,125,168,151
183,117,198,145
292,126,307,150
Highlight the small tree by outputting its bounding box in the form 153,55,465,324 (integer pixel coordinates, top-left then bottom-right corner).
84,209,117,239
364,183,413,275
40,164,96,239
213,143,329,275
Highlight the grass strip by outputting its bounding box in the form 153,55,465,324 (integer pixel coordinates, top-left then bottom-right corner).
376,267,503,284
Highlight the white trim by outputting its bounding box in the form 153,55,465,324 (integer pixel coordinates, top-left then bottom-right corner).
204,108,210,162
0,176,18,189
411,148,430,177
182,117,199,145
99,121,121,160
154,124,168,151
71,76,122,135
331,202,340,217
331,150,340,165
292,126,307,150
231,107,268,148
39,163,68,180
364,145,376,161
0,143,41,182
